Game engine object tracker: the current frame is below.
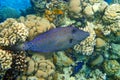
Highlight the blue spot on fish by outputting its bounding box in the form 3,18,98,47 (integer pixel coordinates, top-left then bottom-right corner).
71,61,84,76
9,25,89,52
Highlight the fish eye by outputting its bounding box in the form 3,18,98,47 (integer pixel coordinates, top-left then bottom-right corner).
72,29,76,33
69,38,73,43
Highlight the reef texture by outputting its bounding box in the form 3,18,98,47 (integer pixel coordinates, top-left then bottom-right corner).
74,22,96,55
0,49,12,70
17,53,55,80
103,4,120,23
53,51,74,67
18,15,55,40
103,60,120,79
0,19,29,46
0,0,120,80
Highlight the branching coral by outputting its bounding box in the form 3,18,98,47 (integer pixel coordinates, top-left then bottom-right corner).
18,15,55,40
11,51,27,72
103,4,120,23
74,22,96,55
53,51,74,67
0,49,13,70
0,19,29,46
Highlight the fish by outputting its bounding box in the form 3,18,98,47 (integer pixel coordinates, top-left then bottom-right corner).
10,25,89,52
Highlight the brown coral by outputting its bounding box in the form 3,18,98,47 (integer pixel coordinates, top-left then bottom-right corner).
11,51,27,72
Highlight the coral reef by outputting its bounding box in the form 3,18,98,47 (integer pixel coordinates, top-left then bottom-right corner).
69,0,82,14
0,19,29,46
17,54,55,80
103,4,120,23
0,0,120,80
75,69,106,80
0,49,12,70
30,0,47,13
11,52,27,72
74,22,96,55
103,60,120,79
111,43,120,57
18,15,55,40
53,51,74,67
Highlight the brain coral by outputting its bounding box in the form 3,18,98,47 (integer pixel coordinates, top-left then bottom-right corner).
74,22,96,55
0,19,29,46
18,15,55,40
0,49,13,70
19,54,55,80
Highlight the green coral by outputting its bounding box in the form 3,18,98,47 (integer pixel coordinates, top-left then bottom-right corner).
103,60,120,75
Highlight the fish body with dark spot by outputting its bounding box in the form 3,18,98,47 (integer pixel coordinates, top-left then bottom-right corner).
12,26,89,52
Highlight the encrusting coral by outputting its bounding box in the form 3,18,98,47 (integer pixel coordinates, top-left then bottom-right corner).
0,19,29,46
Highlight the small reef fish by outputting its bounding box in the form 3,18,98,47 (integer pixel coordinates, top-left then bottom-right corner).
11,26,89,52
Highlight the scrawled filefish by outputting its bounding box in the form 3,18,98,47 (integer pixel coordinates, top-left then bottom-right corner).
10,26,89,52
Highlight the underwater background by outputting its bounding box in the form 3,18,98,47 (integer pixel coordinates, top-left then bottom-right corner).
0,0,120,80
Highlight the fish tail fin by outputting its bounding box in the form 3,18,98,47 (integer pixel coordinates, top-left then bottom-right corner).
2,43,26,51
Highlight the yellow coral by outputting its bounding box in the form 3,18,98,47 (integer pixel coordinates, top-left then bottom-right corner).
104,60,120,75
21,54,55,80
103,4,120,23
74,22,96,55
18,15,55,40
0,49,12,70
0,19,29,46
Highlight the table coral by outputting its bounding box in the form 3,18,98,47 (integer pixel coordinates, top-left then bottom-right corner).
18,15,55,40
0,49,12,70
0,19,29,46
74,22,96,55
